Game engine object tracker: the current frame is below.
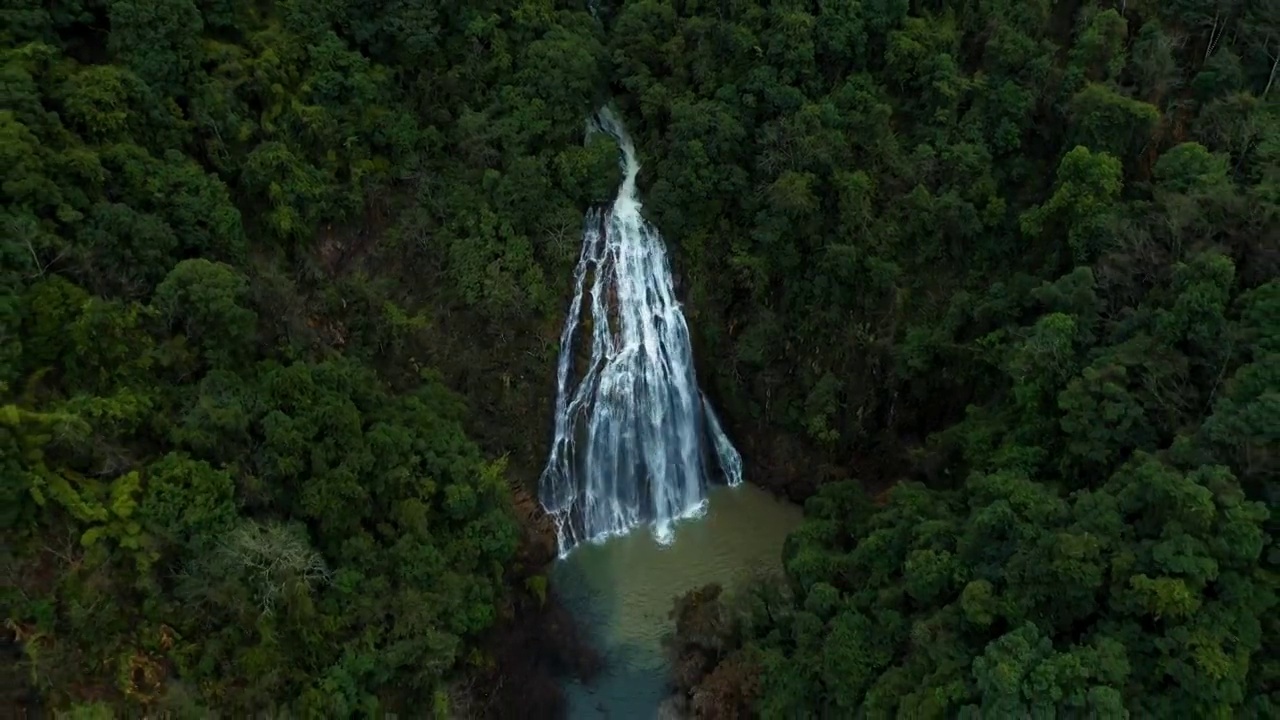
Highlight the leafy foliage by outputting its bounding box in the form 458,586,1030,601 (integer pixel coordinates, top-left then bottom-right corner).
629,0,1279,716
605,0,1278,478
2,0,609,714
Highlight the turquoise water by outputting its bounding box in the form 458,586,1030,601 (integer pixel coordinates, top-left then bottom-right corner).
552,484,802,719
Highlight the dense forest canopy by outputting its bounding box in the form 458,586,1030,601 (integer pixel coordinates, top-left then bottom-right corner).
3,0,614,714
633,0,1280,717
2,0,1277,716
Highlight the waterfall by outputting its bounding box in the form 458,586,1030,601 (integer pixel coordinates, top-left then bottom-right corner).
539,108,743,556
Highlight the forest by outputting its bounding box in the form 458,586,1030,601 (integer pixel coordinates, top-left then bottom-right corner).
2,0,1276,717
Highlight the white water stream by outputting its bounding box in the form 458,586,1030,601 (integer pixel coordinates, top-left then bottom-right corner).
538,108,744,556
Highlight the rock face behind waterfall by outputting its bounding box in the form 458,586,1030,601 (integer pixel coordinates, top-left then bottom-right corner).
538,108,743,555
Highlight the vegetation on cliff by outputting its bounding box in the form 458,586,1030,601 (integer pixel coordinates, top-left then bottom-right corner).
627,0,1279,716
3,0,613,714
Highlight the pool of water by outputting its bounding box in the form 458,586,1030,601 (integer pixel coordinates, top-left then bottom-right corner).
551,484,802,719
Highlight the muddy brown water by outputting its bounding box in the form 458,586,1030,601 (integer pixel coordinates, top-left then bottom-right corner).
552,484,802,719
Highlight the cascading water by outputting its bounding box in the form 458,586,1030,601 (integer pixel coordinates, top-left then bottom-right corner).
539,108,743,556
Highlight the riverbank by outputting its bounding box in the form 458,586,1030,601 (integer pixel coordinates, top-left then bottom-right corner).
443,484,596,718
450,473,803,719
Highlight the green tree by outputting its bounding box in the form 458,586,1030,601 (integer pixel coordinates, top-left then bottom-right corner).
152,259,257,367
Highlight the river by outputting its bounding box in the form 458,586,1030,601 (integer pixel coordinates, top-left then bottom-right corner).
552,484,801,719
